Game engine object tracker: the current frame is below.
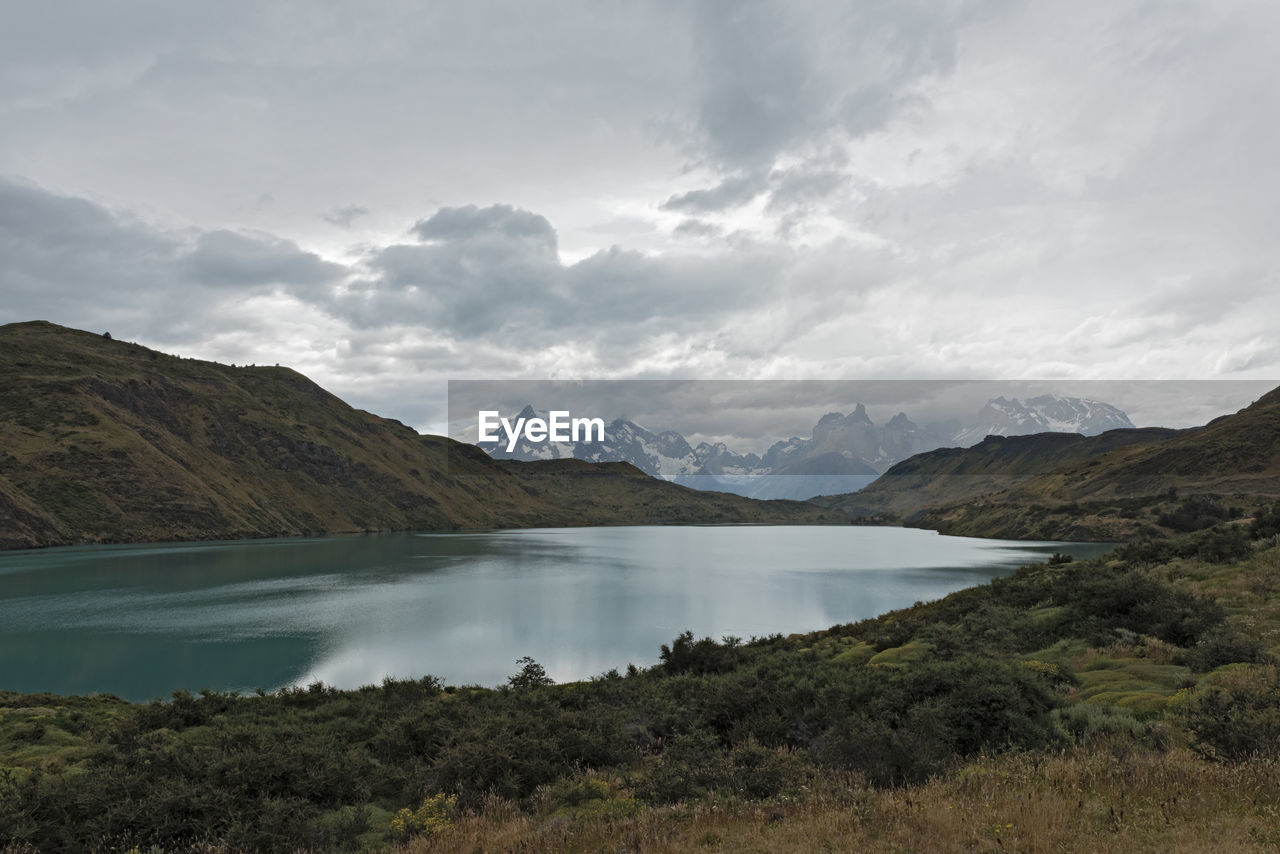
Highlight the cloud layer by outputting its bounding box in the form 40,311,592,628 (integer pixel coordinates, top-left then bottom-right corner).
2,2,1279,431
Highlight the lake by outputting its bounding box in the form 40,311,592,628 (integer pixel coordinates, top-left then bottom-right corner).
0,526,1114,701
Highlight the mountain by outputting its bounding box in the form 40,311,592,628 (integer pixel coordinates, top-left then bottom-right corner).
813,386,1280,540
478,395,1136,501
690,441,763,475
1005,388,1280,499
812,427,1186,522
0,322,840,550
479,405,899,500
950,395,1135,445
762,404,954,474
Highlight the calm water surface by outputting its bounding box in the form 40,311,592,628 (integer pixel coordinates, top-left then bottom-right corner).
0,526,1113,700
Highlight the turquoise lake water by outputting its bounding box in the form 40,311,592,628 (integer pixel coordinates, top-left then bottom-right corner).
0,526,1114,700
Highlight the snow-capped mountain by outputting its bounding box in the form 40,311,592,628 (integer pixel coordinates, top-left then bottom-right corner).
474,394,1135,498
690,441,763,475
950,395,1135,446
576,418,702,475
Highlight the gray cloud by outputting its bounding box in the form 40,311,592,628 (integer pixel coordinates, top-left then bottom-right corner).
766,167,848,212
324,204,794,359
0,177,180,326
322,205,369,228
661,173,768,213
335,205,563,336
411,204,558,249
183,229,344,290
673,219,722,239
0,178,343,343
679,0,963,171
662,165,849,218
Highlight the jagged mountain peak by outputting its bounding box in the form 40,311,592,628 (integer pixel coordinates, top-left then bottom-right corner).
887,411,916,431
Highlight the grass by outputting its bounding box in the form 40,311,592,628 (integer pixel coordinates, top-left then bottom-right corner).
1167,543,1280,658
0,692,130,782
396,749,1280,854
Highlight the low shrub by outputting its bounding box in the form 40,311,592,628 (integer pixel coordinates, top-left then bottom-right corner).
390,793,457,841
1186,665,1280,761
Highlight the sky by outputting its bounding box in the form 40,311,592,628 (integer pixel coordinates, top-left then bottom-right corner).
3,1,1279,435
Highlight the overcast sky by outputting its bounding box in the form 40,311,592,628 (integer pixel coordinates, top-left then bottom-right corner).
3,1,1278,434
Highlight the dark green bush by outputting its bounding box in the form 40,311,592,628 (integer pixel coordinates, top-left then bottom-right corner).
659,630,744,675
1186,666,1280,761
1251,500,1280,540
1119,524,1252,567
1178,628,1266,673
1194,526,1251,564
1158,495,1234,533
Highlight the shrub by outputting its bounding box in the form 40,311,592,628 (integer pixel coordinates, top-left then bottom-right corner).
1050,564,1224,647
1052,702,1165,747
1158,495,1232,533
1178,628,1266,673
814,709,949,786
390,792,458,840
1251,500,1280,540
633,731,729,803
812,657,1062,786
1186,665,1280,761
1120,525,1251,567
1116,538,1174,567
508,657,554,689
1194,526,1251,564
659,631,742,675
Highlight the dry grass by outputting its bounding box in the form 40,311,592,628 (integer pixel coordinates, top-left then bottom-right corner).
400,748,1280,854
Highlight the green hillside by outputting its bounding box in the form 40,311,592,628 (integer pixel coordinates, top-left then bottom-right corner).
815,388,1280,540
0,321,838,550
814,427,1183,521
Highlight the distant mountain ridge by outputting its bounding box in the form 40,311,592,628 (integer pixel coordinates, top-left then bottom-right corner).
0,322,839,550
811,427,1188,523
812,385,1280,540
952,395,1134,445
478,394,1137,500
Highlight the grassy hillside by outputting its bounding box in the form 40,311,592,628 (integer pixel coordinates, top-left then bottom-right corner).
815,388,1280,541
998,385,1280,499
813,427,1183,521
4,511,1280,852
0,321,839,550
